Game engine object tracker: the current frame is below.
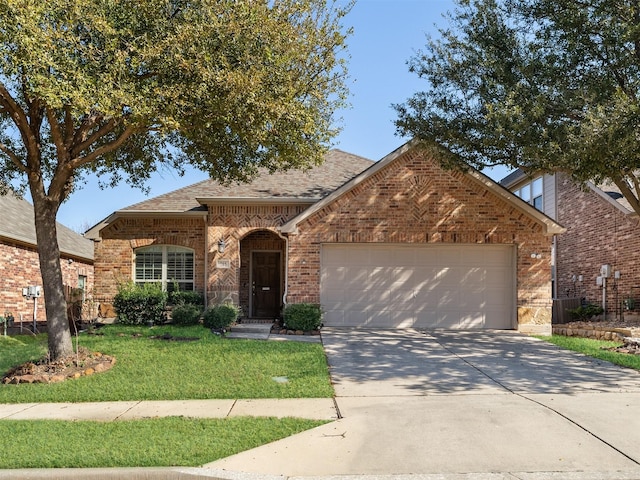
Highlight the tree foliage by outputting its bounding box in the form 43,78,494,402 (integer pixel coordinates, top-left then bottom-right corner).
0,0,352,359
395,0,640,215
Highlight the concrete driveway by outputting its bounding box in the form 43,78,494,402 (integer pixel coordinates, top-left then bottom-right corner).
206,329,640,479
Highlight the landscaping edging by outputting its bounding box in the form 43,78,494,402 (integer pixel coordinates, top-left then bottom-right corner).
552,321,640,341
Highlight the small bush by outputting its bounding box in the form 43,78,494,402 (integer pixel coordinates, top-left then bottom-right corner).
283,303,322,331
169,290,204,307
171,304,202,326
113,282,167,326
203,304,239,330
569,304,604,321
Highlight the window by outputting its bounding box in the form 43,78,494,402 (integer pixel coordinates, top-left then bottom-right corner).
514,177,543,211
135,246,194,291
78,275,87,301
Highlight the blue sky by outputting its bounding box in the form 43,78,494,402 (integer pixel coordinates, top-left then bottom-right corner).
57,0,512,231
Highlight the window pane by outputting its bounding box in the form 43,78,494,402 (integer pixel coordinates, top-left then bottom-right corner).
532,177,543,197
135,251,162,281
533,195,543,210
520,183,531,202
167,251,194,281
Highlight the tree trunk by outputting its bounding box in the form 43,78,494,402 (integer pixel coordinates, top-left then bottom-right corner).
31,192,73,360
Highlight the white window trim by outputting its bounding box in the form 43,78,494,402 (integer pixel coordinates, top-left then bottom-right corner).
515,177,543,211
134,245,195,291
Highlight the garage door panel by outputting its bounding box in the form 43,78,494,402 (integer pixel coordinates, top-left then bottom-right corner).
322,266,346,284
322,287,345,304
391,248,416,266
434,248,462,265
367,310,416,328
459,313,485,329
321,244,514,329
484,310,511,329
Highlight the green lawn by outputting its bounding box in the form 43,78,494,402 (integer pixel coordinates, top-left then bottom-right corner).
539,335,640,370
0,324,334,403
0,416,327,469
0,325,334,469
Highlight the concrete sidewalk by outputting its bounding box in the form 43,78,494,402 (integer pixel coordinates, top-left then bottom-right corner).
6,329,640,480
0,398,338,421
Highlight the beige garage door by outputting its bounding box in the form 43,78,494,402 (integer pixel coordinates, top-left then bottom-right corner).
321,244,515,329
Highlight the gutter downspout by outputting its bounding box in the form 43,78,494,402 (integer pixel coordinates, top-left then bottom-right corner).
276,230,289,308
204,216,209,308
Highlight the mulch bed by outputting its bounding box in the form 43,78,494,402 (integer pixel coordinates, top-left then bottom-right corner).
2,347,116,385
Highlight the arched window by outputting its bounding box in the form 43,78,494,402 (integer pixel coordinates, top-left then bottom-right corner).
134,245,194,291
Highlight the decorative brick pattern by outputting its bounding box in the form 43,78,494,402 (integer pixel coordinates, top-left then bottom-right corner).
556,174,640,314
207,205,301,310
286,149,553,332
0,239,94,322
94,148,554,331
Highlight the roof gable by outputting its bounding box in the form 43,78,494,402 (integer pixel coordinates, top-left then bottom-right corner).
281,140,565,236
0,192,94,261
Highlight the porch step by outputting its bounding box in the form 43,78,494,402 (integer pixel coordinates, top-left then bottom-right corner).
229,323,273,334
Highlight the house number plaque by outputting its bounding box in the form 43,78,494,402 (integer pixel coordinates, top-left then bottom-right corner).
216,259,231,269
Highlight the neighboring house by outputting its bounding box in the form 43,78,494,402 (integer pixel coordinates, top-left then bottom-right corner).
87,141,563,334
0,191,94,324
501,170,640,316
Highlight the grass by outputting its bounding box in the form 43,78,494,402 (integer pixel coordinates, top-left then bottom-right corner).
0,324,334,403
0,416,327,469
539,335,640,370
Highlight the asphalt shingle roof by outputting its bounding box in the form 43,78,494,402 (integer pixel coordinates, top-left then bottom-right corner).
0,192,94,261
120,149,374,213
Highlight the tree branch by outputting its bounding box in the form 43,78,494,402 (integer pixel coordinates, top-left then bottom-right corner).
72,111,104,150
45,106,67,164
0,83,39,160
612,176,640,216
68,124,137,170
0,143,26,172
71,117,118,158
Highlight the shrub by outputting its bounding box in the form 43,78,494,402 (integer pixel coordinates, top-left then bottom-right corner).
283,303,322,331
169,289,204,307
203,304,240,330
569,304,604,321
171,304,202,326
113,282,167,326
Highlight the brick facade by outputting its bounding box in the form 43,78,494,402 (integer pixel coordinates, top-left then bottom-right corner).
556,174,640,314
287,149,554,333
207,205,304,312
0,239,94,323
94,216,207,300
93,146,555,332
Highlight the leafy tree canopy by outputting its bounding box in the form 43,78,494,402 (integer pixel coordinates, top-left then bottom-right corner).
395,0,640,215
0,0,352,360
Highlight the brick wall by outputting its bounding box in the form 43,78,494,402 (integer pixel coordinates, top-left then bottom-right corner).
0,238,94,322
286,148,554,332
94,216,206,301
207,205,304,308
556,174,640,315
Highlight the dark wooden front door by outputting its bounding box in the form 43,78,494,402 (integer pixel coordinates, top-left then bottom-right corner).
252,252,281,318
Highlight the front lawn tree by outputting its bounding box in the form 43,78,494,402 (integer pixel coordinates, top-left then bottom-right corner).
395,0,640,216
0,0,352,360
